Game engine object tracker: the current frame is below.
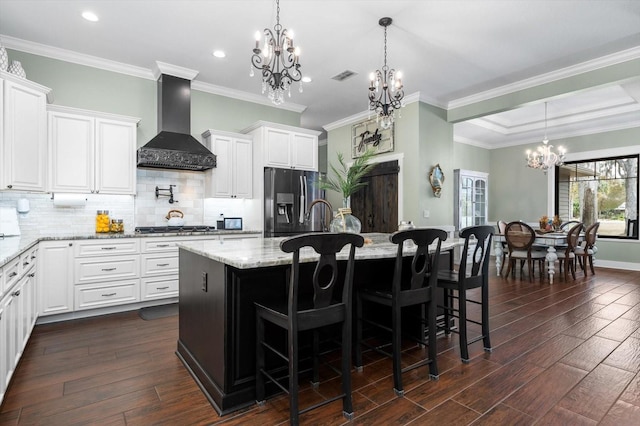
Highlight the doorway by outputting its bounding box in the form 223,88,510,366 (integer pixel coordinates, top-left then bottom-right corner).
350,160,399,233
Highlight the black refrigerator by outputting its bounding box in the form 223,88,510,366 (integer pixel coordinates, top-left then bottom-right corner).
264,168,327,237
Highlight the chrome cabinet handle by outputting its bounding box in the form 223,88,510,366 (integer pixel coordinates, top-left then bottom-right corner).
156,263,169,267
101,247,117,250
28,273,35,278
156,286,169,290
12,290,21,297
101,267,117,271
101,293,116,297
9,272,18,278
157,244,170,248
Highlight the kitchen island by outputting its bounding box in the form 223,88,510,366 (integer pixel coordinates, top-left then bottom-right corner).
176,233,462,415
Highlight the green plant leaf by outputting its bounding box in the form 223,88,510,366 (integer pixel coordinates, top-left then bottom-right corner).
319,148,377,199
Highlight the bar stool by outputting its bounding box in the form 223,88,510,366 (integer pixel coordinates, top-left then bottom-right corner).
437,225,494,363
355,228,447,396
255,232,364,425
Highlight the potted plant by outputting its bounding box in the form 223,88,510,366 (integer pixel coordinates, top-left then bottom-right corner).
319,148,377,232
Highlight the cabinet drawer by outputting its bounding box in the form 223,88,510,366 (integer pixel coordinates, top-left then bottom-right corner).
74,255,140,284
20,246,38,273
141,254,179,277
74,279,140,310
141,238,180,253
3,257,20,292
74,239,140,257
141,276,178,301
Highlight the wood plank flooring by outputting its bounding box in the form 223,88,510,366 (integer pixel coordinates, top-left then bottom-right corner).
2,264,640,425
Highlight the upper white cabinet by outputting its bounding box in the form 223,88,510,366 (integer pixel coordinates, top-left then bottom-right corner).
454,169,489,231
203,130,253,199
243,121,320,171
0,72,51,192
48,105,139,195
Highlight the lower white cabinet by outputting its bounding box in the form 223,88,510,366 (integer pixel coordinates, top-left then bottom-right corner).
1,245,38,406
75,279,140,311
74,255,140,284
141,276,179,301
38,241,74,316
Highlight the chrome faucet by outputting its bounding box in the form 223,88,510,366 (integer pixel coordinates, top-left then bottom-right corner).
306,199,333,232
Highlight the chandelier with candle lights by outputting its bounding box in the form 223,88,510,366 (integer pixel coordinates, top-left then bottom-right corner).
368,17,404,129
250,0,302,105
526,102,566,172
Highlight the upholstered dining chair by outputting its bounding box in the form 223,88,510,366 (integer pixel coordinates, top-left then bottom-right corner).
355,228,447,396
255,232,364,425
575,222,600,275
503,221,547,281
556,222,583,280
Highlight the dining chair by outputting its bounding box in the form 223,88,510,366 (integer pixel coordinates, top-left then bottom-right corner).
560,220,580,232
503,221,547,281
255,232,364,425
437,225,494,363
354,228,447,396
556,222,583,280
575,222,600,275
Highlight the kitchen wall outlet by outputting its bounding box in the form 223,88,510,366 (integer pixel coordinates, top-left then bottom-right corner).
423,210,430,218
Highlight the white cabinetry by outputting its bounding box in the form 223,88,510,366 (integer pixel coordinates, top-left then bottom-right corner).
1,72,51,192
38,241,74,316
1,243,38,406
454,169,489,231
243,121,320,171
140,238,180,301
203,130,253,199
48,105,139,195
73,239,140,310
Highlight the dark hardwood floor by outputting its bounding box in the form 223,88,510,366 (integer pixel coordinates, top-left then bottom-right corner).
2,264,640,425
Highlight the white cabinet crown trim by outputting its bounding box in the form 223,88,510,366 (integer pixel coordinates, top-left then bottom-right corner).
47,104,140,125
241,120,321,137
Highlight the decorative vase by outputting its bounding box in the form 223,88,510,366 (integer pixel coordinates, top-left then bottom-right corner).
0,42,8,72
8,60,26,78
330,198,362,233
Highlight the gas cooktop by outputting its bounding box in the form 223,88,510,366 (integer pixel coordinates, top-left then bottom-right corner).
135,225,217,234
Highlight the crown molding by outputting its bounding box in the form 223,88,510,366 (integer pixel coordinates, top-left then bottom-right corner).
448,46,640,109
153,61,198,80
323,91,425,131
453,136,494,150
47,104,140,124
1,34,307,113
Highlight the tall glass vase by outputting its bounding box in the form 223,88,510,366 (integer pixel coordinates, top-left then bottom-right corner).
330,198,361,233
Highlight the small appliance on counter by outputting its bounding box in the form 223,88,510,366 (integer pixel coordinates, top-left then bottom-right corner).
0,207,21,237
218,217,243,230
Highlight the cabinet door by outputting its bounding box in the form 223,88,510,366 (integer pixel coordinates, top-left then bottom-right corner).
2,80,47,191
233,137,253,198
291,132,317,171
48,111,95,193
38,241,74,316
210,135,234,198
263,128,291,168
95,118,136,194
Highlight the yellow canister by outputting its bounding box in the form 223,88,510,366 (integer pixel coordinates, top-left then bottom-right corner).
110,219,124,233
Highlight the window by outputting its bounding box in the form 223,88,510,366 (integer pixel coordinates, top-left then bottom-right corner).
555,154,638,239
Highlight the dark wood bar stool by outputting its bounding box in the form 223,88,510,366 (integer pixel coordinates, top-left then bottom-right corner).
254,232,364,425
437,225,494,363
355,228,447,396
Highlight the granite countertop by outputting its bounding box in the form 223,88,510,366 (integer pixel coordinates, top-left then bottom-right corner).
0,230,261,268
178,233,463,270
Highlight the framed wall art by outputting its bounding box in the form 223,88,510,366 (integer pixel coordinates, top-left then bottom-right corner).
351,117,394,158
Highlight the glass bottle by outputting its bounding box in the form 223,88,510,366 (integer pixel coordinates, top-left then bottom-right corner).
96,210,110,233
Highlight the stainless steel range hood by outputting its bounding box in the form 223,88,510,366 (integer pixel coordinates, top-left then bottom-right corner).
137,73,216,171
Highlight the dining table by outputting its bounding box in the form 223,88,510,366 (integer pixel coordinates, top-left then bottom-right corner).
494,231,588,284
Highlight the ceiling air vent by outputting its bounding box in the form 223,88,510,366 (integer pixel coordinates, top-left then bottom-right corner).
331,70,358,82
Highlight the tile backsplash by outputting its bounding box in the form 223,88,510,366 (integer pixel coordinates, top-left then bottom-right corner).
0,169,261,237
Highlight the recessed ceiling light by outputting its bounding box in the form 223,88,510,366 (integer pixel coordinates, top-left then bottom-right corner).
82,11,99,22
302,76,312,83
213,50,226,58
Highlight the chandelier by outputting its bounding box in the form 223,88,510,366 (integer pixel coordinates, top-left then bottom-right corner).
250,0,302,105
369,17,404,129
526,102,566,172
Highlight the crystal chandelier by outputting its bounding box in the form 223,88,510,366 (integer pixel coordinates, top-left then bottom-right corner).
526,102,566,172
369,17,404,129
250,0,302,105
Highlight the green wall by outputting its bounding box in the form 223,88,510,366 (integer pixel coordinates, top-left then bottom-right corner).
453,142,490,173
326,101,454,227
9,49,300,146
